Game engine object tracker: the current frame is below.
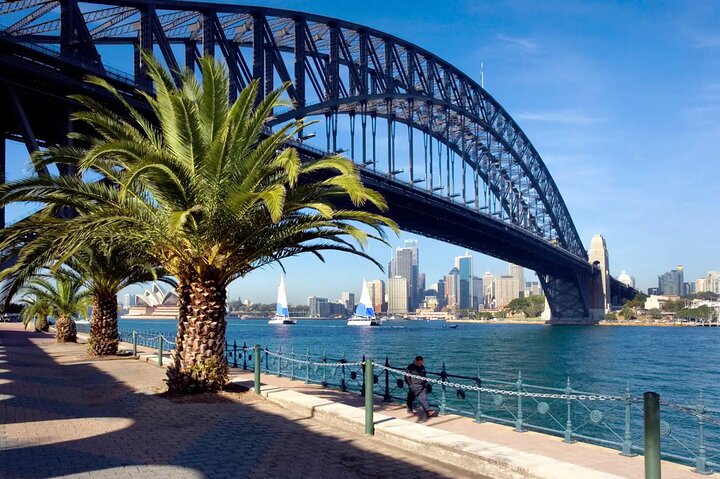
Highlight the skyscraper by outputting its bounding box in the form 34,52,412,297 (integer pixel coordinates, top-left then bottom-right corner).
495,276,518,308
394,247,416,311
472,276,483,309
436,278,446,308
446,267,460,309
368,279,385,313
454,252,473,309
658,266,685,296
707,271,720,294
388,276,409,314
340,292,355,314
509,263,525,298
482,271,494,308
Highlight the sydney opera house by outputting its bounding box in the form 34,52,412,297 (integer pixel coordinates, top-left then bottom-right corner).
123,282,180,319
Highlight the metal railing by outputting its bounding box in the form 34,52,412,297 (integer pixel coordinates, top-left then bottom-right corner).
75,325,719,474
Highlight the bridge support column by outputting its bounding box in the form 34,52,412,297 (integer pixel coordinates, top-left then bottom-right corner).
539,272,598,325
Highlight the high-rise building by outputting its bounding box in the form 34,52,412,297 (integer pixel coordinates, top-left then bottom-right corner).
696,278,707,293
454,252,473,309
418,272,426,299
368,279,386,313
618,270,635,288
707,272,720,294
445,267,460,309
340,292,355,314
394,247,416,310
525,281,541,297
482,271,494,308
495,275,518,308
509,263,525,298
436,279,446,308
308,296,329,317
658,266,685,296
388,276,409,314
472,276,483,309
122,293,130,309
685,282,695,295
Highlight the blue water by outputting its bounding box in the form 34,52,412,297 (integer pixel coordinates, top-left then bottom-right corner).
120,318,720,404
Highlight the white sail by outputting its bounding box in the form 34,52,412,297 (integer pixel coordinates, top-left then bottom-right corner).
354,279,375,318
275,274,289,318
348,279,380,326
269,273,296,324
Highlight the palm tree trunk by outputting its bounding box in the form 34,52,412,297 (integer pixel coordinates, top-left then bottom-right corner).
88,291,118,356
55,315,77,342
167,280,190,386
167,273,228,393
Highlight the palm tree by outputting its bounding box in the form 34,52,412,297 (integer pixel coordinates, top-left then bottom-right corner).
20,296,50,332
0,53,397,393
0,231,171,355
19,272,92,342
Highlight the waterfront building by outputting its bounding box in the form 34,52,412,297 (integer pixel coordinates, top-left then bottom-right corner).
618,270,635,288
122,293,130,309
696,278,707,293
340,292,355,313
685,282,695,295
482,271,494,308
472,276,483,310
418,272,426,299
125,282,179,318
368,279,385,313
645,295,674,310
422,295,440,311
647,287,659,296
658,266,685,296
388,276,409,314
308,296,327,317
509,263,525,298
436,279,446,308
454,252,473,309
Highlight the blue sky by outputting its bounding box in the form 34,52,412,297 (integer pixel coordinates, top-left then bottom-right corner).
6,0,720,303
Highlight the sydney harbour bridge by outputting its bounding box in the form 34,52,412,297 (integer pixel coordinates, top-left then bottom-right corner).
0,0,637,323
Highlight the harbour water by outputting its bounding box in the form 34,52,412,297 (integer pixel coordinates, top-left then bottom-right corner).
119,318,720,405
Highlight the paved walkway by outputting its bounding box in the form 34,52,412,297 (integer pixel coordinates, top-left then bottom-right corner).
0,323,478,479
233,372,700,479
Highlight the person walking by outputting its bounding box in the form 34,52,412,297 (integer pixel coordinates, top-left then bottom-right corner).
405,355,437,417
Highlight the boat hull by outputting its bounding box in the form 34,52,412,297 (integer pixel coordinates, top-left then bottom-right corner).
268,318,297,325
347,318,381,326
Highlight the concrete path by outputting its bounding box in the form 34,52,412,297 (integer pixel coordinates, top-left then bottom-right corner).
0,323,478,479
231,367,702,479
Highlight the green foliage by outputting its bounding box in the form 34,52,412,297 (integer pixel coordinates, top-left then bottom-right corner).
624,293,648,309
19,270,91,333
506,295,545,318
494,310,507,319
604,312,617,321
649,308,662,319
676,305,715,320
661,300,686,312
620,305,635,319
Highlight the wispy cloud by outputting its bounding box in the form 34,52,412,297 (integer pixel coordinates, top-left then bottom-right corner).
515,110,606,124
496,34,540,53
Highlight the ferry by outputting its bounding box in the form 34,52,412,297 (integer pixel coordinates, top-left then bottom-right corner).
347,279,381,326
268,274,297,325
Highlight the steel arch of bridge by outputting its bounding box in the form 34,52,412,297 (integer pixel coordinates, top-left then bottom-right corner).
0,0,586,261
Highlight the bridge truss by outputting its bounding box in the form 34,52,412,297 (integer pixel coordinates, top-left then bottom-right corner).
0,0,637,321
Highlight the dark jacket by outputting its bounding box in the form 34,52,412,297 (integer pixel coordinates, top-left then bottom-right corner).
405,362,427,390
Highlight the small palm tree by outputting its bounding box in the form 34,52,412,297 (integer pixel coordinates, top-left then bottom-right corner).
0,232,171,355
20,296,50,332
19,272,92,342
0,53,397,393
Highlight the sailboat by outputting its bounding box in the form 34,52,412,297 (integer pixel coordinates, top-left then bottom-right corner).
268,274,297,325
347,279,381,326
